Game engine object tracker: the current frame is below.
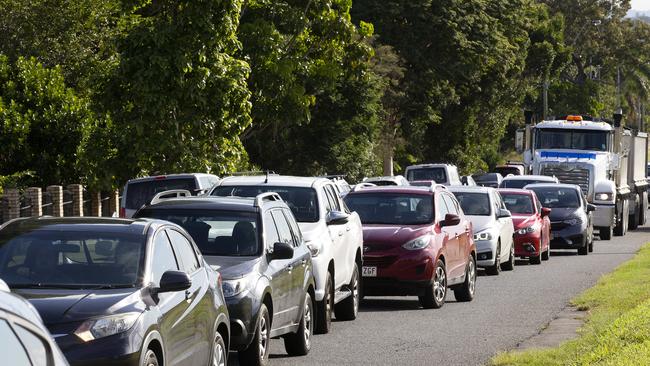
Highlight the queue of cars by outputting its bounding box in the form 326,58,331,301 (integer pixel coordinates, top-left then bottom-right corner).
0,165,607,366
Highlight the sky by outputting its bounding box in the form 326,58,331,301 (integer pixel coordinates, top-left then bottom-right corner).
631,0,650,10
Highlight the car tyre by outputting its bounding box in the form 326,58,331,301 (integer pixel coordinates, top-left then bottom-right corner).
284,292,314,356
629,195,640,230
529,248,542,265
541,243,550,261
419,259,446,309
453,256,476,302
315,272,333,334
600,226,613,240
211,331,227,366
485,242,501,275
239,304,271,366
578,237,588,256
335,263,359,321
501,243,515,271
142,349,159,366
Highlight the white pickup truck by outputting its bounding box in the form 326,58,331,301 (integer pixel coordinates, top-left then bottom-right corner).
404,163,463,186
211,175,364,334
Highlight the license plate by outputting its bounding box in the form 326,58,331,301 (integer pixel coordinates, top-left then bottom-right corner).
362,266,377,277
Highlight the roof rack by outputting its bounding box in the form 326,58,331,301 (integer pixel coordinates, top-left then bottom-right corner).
352,182,376,192
150,189,192,205
229,170,277,176
254,192,283,207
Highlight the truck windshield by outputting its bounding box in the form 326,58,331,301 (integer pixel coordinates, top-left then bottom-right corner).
535,128,608,151
406,168,446,183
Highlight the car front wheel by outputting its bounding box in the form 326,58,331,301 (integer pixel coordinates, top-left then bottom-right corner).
501,243,515,271
239,304,271,366
335,262,360,321
211,331,227,366
419,259,446,309
141,349,159,366
485,242,501,275
315,272,333,334
453,256,476,302
284,292,314,356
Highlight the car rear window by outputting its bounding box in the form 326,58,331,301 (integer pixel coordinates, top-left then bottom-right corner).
0,231,145,288
344,193,434,225
212,186,319,223
125,178,197,209
406,168,446,183
501,179,548,189
137,209,260,256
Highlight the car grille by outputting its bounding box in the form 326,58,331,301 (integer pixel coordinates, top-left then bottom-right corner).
541,166,590,194
363,255,398,268
551,221,569,231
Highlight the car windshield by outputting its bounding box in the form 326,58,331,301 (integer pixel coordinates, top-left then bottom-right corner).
125,178,196,209
535,128,608,151
212,186,319,222
529,187,580,208
500,194,535,214
137,209,260,256
452,192,491,216
406,168,446,183
0,231,144,288
495,167,521,176
501,179,549,189
344,193,434,225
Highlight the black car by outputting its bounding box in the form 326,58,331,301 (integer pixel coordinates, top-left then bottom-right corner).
525,184,595,255
135,192,316,366
0,281,69,366
0,217,229,366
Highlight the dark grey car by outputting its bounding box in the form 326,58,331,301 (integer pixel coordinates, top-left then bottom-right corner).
525,184,596,255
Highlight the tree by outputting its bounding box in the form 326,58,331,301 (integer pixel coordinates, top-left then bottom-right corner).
0,55,93,186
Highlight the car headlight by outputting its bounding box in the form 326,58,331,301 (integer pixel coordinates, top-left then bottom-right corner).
222,275,255,298
563,217,582,226
595,192,614,202
516,223,540,235
74,312,141,342
402,234,432,250
306,240,321,257
473,231,493,241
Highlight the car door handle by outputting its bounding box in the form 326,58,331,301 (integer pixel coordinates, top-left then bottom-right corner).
286,265,293,273
338,231,344,237
346,227,351,232
301,259,308,266
184,290,195,303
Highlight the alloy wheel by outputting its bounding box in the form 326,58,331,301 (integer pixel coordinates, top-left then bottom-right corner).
468,259,476,296
259,315,268,359
434,265,447,303
352,268,359,317
303,297,313,347
212,338,226,366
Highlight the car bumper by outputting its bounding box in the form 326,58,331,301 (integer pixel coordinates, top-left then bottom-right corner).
362,249,435,296
592,204,615,227
225,293,258,350
474,239,498,267
513,231,542,258
550,225,587,249
53,328,142,366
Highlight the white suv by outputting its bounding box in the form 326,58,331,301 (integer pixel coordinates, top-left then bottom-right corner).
211,175,363,334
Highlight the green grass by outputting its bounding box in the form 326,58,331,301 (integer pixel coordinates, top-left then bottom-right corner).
491,243,650,366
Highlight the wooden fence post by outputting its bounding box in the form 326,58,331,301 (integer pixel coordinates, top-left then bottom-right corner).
89,192,101,217
67,184,84,217
26,187,42,217
47,185,64,217
109,190,120,217
5,189,20,220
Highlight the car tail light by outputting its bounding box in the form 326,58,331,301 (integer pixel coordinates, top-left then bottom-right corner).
119,207,126,218
154,175,167,180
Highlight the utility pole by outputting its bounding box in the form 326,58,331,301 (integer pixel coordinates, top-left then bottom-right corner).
542,79,549,120
616,66,622,110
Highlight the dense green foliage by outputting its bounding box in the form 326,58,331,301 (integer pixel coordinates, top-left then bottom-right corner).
1,0,649,187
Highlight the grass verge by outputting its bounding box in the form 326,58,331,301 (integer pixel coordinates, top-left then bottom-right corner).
491,243,650,366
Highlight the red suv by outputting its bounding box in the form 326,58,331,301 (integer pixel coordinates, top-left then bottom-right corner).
344,186,476,309
498,189,551,264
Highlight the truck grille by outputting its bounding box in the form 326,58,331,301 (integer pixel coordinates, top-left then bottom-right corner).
541,166,590,194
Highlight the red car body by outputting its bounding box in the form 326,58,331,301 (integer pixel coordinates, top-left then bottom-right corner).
344,186,476,301
498,189,551,262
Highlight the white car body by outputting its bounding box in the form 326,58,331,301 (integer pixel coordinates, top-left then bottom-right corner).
449,186,515,268
212,176,364,306
363,175,410,186
499,175,560,189
404,163,463,186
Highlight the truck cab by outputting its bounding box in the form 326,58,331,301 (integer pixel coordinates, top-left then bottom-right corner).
518,114,649,240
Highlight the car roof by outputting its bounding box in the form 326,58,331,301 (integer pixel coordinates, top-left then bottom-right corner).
218,175,331,188
405,163,454,169
364,176,403,182
347,186,438,195
138,195,286,213
524,183,581,190
127,173,217,184
502,175,557,181
0,217,154,236
448,186,493,194
497,188,534,195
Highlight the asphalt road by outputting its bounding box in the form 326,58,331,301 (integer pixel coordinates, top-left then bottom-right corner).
231,218,650,366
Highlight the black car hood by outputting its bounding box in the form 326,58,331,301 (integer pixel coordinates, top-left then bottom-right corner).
15,288,143,325
205,256,262,280
548,207,580,221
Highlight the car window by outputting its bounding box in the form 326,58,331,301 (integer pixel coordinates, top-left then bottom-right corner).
321,187,335,212
271,210,294,246
531,187,581,208
264,211,281,246
325,185,341,211
125,178,197,209
283,209,303,247
501,193,535,215
442,194,459,215
151,232,179,286
0,319,31,366
14,324,49,366
166,230,200,274
452,192,491,216
437,195,450,221
345,193,434,225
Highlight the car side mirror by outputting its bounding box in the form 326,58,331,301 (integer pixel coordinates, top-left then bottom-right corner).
156,271,191,294
497,208,512,219
541,207,551,217
270,242,294,261
326,210,349,225
441,213,461,227
587,204,596,212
